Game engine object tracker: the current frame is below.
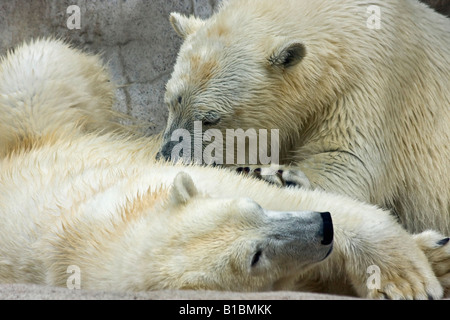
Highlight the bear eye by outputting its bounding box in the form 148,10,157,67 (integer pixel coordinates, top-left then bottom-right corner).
203,117,221,126
251,250,263,267
202,112,221,126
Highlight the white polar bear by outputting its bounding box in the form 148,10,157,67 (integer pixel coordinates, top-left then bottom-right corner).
160,0,450,236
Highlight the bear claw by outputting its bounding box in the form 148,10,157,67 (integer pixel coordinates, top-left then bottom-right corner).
235,166,311,189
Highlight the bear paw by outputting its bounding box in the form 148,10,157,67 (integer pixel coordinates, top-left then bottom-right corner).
366,269,443,300
361,232,446,300
413,230,450,296
235,166,311,189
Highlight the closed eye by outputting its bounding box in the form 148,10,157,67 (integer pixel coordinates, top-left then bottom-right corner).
203,117,221,126
251,250,263,267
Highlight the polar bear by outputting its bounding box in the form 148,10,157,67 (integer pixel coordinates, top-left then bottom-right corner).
0,39,128,158
159,0,450,236
0,39,449,299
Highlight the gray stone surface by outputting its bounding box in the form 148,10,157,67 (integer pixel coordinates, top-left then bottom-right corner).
0,283,360,300
0,0,221,134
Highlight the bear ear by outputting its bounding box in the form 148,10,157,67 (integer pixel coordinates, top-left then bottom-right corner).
269,41,306,68
170,12,206,39
170,172,199,205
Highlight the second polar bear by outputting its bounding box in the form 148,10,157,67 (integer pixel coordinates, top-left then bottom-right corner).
159,0,450,236
0,39,449,298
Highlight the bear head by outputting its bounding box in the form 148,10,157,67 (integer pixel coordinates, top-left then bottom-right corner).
140,172,333,291
158,0,355,165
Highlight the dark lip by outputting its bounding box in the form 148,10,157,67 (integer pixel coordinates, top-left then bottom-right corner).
322,243,333,261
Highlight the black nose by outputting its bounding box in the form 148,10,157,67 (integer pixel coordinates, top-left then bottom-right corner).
156,151,170,161
320,212,333,245
156,141,179,161
155,151,170,161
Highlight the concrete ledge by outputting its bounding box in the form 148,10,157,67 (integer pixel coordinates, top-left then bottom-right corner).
0,283,358,300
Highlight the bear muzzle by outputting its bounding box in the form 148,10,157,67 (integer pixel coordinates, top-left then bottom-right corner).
263,209,334,264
